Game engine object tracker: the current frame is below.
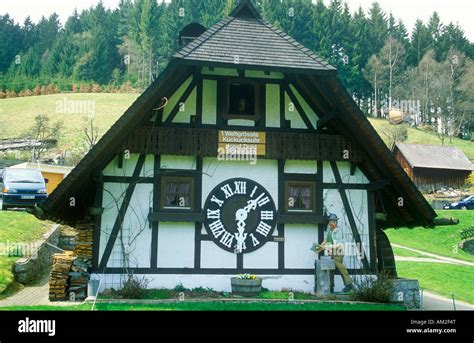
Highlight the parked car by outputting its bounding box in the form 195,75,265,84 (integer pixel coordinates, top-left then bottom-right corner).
0,168,48,210
443,195,474,210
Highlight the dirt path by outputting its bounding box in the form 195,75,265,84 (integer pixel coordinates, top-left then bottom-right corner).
0,271,74,307
392,243,474,266
395,256,459,264
422,291,474,311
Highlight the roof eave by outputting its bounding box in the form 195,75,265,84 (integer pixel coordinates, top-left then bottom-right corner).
174,57,337,76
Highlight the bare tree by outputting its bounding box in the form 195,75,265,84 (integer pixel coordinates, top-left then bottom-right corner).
29,114,63,162
83,117,100,152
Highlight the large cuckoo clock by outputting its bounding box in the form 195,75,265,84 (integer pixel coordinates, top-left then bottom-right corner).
203,178,277,253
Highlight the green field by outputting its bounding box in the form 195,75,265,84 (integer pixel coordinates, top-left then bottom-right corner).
386,210,474,263
368,118,474,159
387,210,474,304
0,93,139,156
1,94,472,160
0,301,404,311
0,211,51,295
396,262,474,304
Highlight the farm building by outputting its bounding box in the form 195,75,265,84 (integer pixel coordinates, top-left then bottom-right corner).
32,0,436,294
393,143,474,192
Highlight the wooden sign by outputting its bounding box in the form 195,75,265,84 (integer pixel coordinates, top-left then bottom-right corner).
218,131,266,156
319,257,336,271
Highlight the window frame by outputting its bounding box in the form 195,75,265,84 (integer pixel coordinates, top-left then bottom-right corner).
284,180,316,214
223,78,260,121
160,176,195,211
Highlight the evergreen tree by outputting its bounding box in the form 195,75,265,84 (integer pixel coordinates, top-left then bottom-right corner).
408,19,431,66
367,2,388,57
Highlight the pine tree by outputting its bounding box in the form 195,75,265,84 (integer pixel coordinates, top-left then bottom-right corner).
367,2,388,57
408,19,431,66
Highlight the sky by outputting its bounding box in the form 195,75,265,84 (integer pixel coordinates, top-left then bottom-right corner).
0,0,473,41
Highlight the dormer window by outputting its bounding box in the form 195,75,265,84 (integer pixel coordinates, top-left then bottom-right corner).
224,80,259,120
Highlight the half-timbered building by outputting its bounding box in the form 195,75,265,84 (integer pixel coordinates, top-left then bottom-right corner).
33,0,436,293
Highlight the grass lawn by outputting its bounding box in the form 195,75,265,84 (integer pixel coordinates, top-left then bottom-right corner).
396,262,474,304
368,118,474,159
0,211,51,295
100,288,326,301
385,210,474,263
0,301,405,311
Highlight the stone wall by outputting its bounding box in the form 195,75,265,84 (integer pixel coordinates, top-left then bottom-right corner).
14,224,61,284
391,278,421,309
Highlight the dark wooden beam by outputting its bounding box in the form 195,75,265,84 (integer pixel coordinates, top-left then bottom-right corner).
148,211,203,223
330,161,371,272
164,79,197,124
150,155,160,269
98,154,146,271
317,110,337,129
283,82,315,131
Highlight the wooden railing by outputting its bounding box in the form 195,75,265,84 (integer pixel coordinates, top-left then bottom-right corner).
121,126,364,162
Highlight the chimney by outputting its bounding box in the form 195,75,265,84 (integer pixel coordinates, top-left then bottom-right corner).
179,23,207,47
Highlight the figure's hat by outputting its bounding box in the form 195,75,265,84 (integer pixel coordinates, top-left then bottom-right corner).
327,213,339,221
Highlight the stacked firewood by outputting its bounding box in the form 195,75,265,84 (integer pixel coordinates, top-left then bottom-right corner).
49,221,94,302
70,222,94,300
74,223,93,261
49,251,75,301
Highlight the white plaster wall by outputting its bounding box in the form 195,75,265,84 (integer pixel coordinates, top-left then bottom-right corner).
202,80,217,125
285,92,306,129
160,155,196,170
102,154,154,178
289,84,318,128
227,119,256,126
157,223,195,268
99,182,126,264
200,241,236,268
98,274,316,293
97,273,375,293
284,224,318,269
266,83,280,128
323,161,369,184
243,241,279,269
173,87,196,124
103,183,153,268
284,160,317,174
163,77,192,122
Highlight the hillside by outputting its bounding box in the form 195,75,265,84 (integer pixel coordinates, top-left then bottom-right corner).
0,93,139,160
0,93,472,161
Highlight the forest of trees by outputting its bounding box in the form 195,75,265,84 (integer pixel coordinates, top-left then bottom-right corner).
0,0,473,134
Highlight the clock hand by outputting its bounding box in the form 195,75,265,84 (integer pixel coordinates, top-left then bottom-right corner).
235,214,247,253
243,193,265,213
234,193,266,253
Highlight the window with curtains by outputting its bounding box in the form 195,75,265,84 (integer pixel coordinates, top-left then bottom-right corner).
161,177,194,210
285,181,315,213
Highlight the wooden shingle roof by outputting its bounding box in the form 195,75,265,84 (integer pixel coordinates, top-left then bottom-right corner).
174,1,335,74
395,143,474,171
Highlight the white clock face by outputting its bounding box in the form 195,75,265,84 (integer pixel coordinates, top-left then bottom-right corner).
203,178,277,253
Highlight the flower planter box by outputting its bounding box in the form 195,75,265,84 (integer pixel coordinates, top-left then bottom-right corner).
230,277,262,296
